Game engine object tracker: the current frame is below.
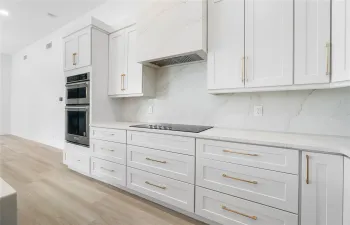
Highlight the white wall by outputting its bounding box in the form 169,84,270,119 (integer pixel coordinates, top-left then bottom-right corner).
0,54,11,134
10,0,143,148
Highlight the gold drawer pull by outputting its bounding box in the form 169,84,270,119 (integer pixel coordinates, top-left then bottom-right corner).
121,74,126,91
222,206,257,220
223,150,259,157
222,174,258,184
326,42,331,75
145,181,166,190
241,57,245,83
146,157,167,164
100,167,114,172
101,148,114,152
306,155,310,184
73,53,77,65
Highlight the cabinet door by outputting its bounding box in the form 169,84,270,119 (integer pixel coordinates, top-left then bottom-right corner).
124,25,143,94
64,35,78,71
245,0,293,88
301,152,343,225
332,0,350,82
295,0,331,84
109,30,126,96
207,0,245,90
344,157,350,225
75,28,91,69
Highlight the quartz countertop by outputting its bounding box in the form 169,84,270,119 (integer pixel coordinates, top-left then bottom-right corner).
91,122,350,158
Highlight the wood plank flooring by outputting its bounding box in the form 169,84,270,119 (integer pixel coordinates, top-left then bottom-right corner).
0,135,206,225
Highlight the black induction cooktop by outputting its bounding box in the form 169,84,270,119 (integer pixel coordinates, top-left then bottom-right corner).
130,123,213,133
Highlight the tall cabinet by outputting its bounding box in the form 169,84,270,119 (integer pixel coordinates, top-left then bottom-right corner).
301,152,343,225
109,24,155,98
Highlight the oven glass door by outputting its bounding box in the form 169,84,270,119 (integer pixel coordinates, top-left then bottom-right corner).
66,82,90,105
66,106,89,146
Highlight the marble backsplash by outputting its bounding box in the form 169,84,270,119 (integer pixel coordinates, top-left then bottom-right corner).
121,62,350,137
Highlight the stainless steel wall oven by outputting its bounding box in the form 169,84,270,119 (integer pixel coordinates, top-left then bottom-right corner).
65,72,90,146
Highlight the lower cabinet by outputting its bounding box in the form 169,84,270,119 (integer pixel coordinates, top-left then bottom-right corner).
91,157,126,187
301,152,343,225
195,187,298,225
64,151,90,176
127,167,195,212
344,157,350,225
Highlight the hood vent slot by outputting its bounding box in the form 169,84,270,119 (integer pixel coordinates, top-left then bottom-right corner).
149,54,204,67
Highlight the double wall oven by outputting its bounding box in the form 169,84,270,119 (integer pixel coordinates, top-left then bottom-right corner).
65,72,90,146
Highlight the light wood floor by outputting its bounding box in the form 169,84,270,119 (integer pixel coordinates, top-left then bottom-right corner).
0,135,206,225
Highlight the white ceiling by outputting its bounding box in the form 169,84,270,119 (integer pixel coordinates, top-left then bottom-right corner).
0,0,108,54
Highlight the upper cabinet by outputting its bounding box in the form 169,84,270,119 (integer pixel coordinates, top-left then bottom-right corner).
208,0,293,91
295,0,331,85
208,0,350,93
108,24,155,98
245,0,293,88
332,0,350,83
207,0,245,90
64,27,91,71
301,152,343,225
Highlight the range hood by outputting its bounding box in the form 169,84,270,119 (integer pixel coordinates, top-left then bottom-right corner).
137,0,207,68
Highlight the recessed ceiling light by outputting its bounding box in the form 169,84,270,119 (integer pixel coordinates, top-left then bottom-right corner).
0,9,9,17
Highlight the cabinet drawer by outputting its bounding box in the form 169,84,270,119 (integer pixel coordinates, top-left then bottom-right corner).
91,139,126,165
127,167,195,212
91,127,126,143
127,145,195,184
196,187,298,225
197,158,298,213
197,139,298,174
91,157,126,187
65,151,90,175
127,131,195,155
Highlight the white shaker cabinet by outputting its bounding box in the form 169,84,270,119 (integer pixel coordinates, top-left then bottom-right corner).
301,152,343,225
295,0,331,85
344,157,350,225
244,0,293,88
63,27,91,71
109,24,155,98
332,0,350,83
207,0,245,90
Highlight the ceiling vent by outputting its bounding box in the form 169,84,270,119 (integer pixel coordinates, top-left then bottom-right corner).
137,0,207,68
47,13,57,18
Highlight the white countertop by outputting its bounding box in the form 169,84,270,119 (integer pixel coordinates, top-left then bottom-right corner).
91,122,350,158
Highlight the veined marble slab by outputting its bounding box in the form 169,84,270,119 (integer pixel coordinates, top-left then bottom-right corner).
91,122,350,158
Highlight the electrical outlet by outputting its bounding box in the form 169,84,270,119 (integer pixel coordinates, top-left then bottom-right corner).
254,106,263,117
148,106,154,114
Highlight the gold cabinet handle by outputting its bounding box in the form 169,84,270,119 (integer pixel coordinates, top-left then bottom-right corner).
245,57,248,82
73,53,77,65
100,167,114,172
222,174,258,184
326,42,331,75
223,149,259,157
146,157,167,164
145,181,166,190
222,206,257,220
121,74,126,91
241,57,245,83
101,148,114,152
306,155,310,184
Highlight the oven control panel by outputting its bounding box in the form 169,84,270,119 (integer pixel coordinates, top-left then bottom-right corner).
67,73,89,84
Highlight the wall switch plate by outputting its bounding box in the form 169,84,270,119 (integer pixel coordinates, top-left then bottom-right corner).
254,106,263,117
148,106,153,114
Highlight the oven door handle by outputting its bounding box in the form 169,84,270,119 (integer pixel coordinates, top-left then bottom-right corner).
65,81,89,87
65,106,89,111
